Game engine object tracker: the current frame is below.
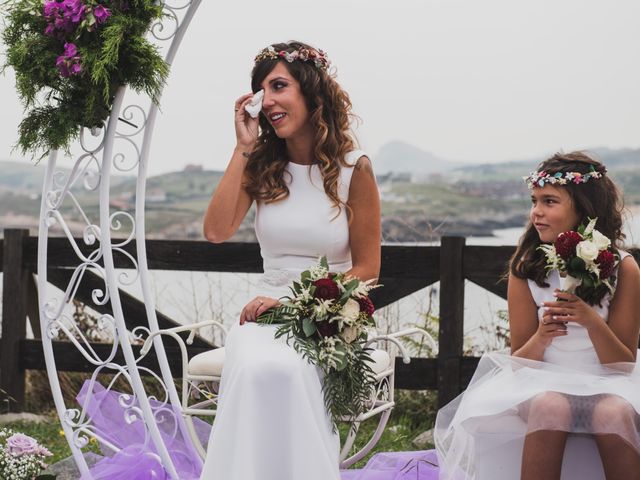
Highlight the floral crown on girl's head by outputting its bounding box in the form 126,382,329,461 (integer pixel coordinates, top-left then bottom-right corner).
254,45,331,71
524,165,607,189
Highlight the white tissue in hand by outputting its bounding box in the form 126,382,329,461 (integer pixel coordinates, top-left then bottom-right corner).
244,90,264,118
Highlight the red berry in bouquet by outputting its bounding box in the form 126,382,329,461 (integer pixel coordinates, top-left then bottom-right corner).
554,231,582,260
596,250,616,279
357,297,375,316
313,278,339,300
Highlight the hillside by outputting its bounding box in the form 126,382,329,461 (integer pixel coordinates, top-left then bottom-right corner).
1,145,637,241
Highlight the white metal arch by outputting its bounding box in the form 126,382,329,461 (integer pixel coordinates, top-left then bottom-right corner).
37,1,202,478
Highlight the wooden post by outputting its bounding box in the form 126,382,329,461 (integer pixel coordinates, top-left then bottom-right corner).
0,229,29,411
438,236,465,408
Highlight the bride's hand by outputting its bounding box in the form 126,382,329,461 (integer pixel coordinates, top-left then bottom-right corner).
240,296,279,325
234,93,259,150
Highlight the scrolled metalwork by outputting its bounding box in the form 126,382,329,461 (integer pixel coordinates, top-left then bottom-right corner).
116,104,148,138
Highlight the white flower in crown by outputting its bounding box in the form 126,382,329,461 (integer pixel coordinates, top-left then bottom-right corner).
284,51,296,63
576,240,599,263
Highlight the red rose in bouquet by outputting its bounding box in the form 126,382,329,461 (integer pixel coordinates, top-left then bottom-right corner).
357,297,375,316
596,250,615,279
554,231,582,260
316,320,339,338
313,278,339,300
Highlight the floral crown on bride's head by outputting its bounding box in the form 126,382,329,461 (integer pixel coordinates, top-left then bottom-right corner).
254,45,331,71
524,165,607,189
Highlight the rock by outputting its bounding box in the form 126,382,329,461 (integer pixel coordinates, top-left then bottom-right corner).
412,428,434,448
43,452,102,480
0,412,49,424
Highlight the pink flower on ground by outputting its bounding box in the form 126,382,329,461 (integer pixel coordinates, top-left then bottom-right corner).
6,433,40,456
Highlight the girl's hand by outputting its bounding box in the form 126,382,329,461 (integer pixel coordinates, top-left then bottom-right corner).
234,93,259,150
542,289,603,330
239,296,279,325
533,311,568,347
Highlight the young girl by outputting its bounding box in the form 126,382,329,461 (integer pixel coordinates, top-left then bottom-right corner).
435,152,640,480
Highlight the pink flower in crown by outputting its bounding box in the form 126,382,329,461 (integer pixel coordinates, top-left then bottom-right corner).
572,172,583,184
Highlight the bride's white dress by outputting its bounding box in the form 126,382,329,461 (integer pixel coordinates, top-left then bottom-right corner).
435,252,640,480
199,151,366,480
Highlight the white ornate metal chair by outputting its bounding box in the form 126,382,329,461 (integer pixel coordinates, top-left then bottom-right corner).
141,323,436,468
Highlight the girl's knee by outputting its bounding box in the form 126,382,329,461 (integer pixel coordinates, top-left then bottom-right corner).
527,392,571,430
592,395,637,432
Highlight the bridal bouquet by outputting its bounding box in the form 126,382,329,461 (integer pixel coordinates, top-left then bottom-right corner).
539,217,618,301
258,257,379,427
0,428,54,479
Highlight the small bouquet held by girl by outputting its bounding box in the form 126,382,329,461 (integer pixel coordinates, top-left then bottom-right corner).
257,256,379,427
0,428,53,479
539,217,619,302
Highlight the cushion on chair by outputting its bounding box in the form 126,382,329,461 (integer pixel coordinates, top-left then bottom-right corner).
188,347,225,377
368,349,391,375
187,347,390,377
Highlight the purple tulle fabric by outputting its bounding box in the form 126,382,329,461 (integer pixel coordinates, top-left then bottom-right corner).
76,381,205,480
341,451,440,480
76,381,439,479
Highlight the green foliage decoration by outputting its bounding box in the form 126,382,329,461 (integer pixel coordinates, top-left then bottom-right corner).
1,0,169,158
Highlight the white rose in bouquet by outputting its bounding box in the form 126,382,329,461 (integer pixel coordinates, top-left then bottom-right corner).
339,298,360,324
342,325,359,344
591,230,611,251
576,240,599,263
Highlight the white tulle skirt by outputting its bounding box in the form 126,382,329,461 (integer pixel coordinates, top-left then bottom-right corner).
199,322,341,480
434,350,640,480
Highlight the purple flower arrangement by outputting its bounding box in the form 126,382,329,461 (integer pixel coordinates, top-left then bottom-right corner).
0,428,53,478
43,0,112,77
4,0,167,155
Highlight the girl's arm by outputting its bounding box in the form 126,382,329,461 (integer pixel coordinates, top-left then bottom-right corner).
587,256,640,363
509,273,568,360
203,147,253,243
203,94,257,243
345,156,381,282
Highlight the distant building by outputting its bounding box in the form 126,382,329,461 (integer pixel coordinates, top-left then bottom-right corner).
147,189,167,203
184,164,203,173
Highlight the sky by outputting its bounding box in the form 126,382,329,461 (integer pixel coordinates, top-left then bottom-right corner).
1,0,639,175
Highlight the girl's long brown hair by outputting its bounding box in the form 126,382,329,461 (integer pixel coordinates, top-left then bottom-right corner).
243,41,357,216
509,151,625,305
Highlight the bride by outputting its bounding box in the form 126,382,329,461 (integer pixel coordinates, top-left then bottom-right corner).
200,41,381,480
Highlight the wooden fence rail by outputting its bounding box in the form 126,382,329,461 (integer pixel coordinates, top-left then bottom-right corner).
1,229,638,412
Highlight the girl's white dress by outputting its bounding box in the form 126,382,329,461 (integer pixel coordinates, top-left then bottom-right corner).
199,151,366,480
435,252,640,480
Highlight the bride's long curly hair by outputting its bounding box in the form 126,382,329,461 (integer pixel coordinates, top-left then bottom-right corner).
244,41,357,215
509,151,626,305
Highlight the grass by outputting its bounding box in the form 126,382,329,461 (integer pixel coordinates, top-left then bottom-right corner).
2,390,437,470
